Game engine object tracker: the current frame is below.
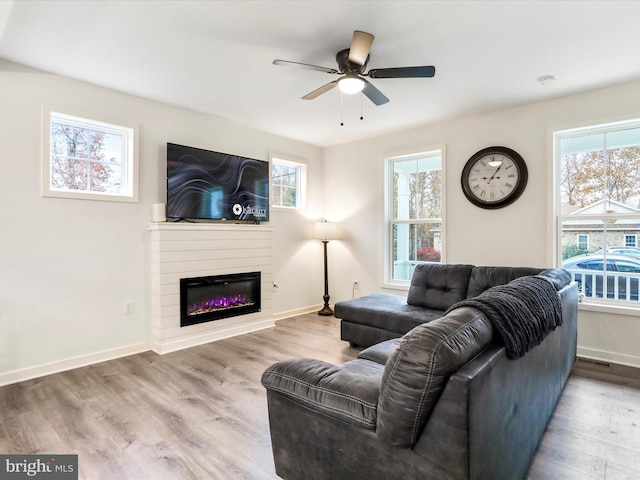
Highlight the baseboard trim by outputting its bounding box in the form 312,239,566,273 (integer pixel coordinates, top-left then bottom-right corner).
577,346,640,370
272,305,324,321
0,342,150,387
151,318,275,355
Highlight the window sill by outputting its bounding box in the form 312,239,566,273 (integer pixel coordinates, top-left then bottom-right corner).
271,205,305,212
42,189,138,203
578,301,640,317
382,282,410,292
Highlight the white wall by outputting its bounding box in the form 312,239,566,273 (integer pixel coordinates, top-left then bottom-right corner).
0,61,323,384
323,81,640,368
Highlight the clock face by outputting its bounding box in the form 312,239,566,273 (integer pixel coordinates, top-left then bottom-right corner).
461,147,527,209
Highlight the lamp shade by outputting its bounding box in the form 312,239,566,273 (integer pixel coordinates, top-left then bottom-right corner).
314,221,338,241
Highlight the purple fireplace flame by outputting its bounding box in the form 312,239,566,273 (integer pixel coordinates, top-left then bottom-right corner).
187,294,252,316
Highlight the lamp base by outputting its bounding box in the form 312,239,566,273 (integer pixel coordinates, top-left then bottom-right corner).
318,294,333,316
318,305,334,316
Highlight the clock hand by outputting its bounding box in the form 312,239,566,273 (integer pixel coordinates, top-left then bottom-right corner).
487,165,502,184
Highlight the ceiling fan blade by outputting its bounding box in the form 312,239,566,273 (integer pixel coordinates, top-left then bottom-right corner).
302,81,338,100
348,30,374,66
362,79,389,106
273,59,339,74
367,66,436,79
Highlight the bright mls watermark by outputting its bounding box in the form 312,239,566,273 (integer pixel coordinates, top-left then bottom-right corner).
0,455,77,479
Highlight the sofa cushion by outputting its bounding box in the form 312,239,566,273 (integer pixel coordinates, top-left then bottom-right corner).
335,293,444,335
466,265,543,298
376,306,494,447
407,263,474,310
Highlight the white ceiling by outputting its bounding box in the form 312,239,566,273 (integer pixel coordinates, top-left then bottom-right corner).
1,0,640,147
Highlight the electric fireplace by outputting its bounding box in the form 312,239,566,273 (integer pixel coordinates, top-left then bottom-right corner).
180,272,261,327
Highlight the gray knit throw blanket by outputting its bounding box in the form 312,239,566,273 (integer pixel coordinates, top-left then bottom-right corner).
445,276,562,359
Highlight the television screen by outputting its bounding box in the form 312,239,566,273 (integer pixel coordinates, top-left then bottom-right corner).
166,143,269,222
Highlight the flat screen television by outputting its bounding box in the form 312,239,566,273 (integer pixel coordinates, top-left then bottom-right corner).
166,143,269,222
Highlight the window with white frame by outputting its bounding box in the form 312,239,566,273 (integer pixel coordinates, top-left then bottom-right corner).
271,156,306,209
42,106,138,202
624,235,637,247
555,118,640,303
576,234,589,252
385,149,444,285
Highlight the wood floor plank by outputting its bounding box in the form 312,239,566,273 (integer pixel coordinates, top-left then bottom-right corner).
1,313,639,480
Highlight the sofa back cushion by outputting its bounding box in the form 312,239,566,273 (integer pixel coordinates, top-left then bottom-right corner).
407,263,474,310
466,266,543,298
376,307,494,446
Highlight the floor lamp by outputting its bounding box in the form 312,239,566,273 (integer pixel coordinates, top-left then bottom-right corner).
314,220,338,316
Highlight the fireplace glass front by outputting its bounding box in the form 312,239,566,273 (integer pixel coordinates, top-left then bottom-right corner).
180,272,261,327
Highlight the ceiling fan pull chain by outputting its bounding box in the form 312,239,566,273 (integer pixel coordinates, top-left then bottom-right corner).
340,91,344,126
360,93,364,120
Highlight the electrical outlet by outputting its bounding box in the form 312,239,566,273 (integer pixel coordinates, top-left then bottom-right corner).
353,281,360,289
124,302,134,315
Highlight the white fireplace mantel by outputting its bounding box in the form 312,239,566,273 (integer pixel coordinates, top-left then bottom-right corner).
148,222,274,354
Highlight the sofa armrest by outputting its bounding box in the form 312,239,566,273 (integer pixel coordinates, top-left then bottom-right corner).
358,338,402,364
261,358,383,429
537,268,572,290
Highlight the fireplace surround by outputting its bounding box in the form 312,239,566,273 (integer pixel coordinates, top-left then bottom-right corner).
180,272,261,327
149,222,274,355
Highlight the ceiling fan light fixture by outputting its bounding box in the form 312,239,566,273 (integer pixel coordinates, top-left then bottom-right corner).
338,75,365,94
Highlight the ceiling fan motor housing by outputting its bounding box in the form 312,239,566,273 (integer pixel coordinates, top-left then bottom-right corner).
336,49,368,74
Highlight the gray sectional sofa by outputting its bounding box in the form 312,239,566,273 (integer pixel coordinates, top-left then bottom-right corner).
261,263,578,480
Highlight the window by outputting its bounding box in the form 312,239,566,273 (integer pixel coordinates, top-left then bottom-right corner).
42,106,138,202
271,156,306,209
385,149,444,285
624,235,637,247
555,118,640,304
576,234,589,252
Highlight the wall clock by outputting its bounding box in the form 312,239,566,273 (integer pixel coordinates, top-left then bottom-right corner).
461,146,528,209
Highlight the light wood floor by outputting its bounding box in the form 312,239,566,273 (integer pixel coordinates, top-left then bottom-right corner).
1,314,639,480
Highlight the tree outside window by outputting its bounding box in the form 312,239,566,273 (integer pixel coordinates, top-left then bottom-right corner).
387,150,443,283
271,157,306,209
42,107,137,202
50,122,123,194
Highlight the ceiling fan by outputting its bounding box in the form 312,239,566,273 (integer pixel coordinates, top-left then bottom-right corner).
273,30,436,106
